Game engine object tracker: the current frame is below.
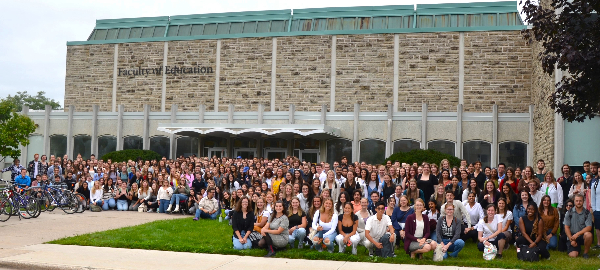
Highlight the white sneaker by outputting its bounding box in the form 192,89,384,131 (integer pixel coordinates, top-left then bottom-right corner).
352,246,357,255
174,205,179,212
166,205,172,212
147,209,153,213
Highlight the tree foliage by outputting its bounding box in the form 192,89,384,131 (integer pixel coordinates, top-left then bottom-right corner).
101,149,162,163
5,91,61,112
385,149,462,167
521,0,600,122
0,99,36,160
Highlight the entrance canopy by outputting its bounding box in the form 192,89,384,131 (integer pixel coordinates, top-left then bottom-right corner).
157,123,342,140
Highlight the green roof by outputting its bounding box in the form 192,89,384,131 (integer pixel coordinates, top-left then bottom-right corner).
71,1,525,46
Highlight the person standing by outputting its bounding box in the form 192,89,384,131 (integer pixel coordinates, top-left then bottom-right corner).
27,154,42,178
3,159,25,181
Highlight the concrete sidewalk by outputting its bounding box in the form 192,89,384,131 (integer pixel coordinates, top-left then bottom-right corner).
0,211,516,270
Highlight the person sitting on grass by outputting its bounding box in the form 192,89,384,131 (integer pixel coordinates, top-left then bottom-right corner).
477,204,506,259
311,197,338,253
259,201,290,257
564,194,593,259
436,202,465,259
539,195,559,250
515,202,551,260
336,202,360,254
404,198,438,259
194,187,219,220
146,182,159,213
364,201,396,257
115,181,129,211
157,180,173,213
232,196,255,250
287,197,307,249
90,180,103,208
355,197,372,247
101,178,116,211
254,197,269,232
167,178,189,213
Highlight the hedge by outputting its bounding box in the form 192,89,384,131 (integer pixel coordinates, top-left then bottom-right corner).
100,149,162,163
384,149,462,167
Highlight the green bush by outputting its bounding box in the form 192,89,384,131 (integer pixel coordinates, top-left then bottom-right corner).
385,149,462,167
100,149,162,163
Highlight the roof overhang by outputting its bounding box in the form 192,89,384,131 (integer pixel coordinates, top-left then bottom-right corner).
157,123,342,139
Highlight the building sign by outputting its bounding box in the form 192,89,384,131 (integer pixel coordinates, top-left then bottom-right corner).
118,65,213,77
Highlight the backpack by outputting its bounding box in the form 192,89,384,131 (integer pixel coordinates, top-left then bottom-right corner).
373,233,394,258
517,245,540,262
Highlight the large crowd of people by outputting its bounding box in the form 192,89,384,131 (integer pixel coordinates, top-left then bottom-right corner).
5,152,600,260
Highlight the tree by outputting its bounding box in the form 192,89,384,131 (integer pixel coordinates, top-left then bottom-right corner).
521,0,600,122
0,99,36,160
5,91,61,112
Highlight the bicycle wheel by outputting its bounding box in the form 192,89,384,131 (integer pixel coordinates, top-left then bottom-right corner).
0,198,12,222
17,197,32,219
74,194,86,213
41,193,56,212
25,197,40,218
59,194,77,214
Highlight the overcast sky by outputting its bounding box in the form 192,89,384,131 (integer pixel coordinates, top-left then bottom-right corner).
0,0,518,107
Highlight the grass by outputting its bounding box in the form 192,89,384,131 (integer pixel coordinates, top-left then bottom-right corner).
49,218,600,270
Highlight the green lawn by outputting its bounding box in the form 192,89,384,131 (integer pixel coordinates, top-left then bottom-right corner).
49,218,599,270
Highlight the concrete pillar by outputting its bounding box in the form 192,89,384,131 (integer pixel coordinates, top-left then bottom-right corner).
528,105,534,166
554,113,564,172
199,104,205,124
214,40,221,112
67,105,74,156
170,104,177,159
91,105,99,156
117,104,124,150
393,34,399,112
112,44,119,112
330,36,337,112
20,105,29,163
386,104,393,157
161,42,168,112
321,104,327,125
492,104,498,167
228,104,234,124
142,104,150,150
459,32,465,105
352,103,359,162
456,104,463,158
43,105,51,156
289,104,295,124
271,37,277,112
258,104,264,124
421,103,428,149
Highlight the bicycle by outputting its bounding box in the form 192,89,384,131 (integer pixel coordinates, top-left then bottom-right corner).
37,182,78,214
0,180,40,221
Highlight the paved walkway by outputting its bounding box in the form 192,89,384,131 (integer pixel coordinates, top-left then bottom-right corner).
0,211,515,270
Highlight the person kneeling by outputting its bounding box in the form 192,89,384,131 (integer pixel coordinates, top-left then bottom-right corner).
404,199,437,259
364,201,396,257
336,202,360,255
564,194,593,259
259,201,290,257
515,202,550,260
194,187,219,220
232,196,255,250
477,204,506,259
436,203,465,259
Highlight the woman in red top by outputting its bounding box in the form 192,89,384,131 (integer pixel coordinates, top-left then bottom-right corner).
498,167,519,194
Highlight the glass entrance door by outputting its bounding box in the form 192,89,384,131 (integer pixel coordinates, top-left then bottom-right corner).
234,148,256,159
207,147,227,158
299,150,320,163
265,149,287,160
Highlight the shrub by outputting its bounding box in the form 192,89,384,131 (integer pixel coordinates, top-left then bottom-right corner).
101,149,162,163
385,149,462,167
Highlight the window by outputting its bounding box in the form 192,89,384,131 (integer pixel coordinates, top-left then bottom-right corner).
326,139,352,165
463,141,491,168
49,134,67,158
499,141,527,169
27,135,43,163
73,135,92,159
176,136,199,157
123,136,143,150
98,135,117,159
263,138,287,148
393,139,420,153
360,139,386,165
428,140,456,156
150,136,170,159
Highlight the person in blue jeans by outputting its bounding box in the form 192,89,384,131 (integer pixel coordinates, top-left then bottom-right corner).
232,196,255,250
436,203,465,259
539,195,559,250
115,182,130,211
287,197,307,248
157,180,173,213
194,187,219,220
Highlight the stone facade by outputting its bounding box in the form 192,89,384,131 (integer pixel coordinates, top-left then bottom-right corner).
276,36,331,112
531,41,555,171
219,38,272,112
116,42,164,112
336,34,394,112
64,44,114,112
398,32,460,112
166,40,217,111
463,31,532,113
64,31,533,114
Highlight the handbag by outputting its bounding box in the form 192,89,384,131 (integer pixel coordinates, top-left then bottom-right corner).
433,243,444,262
517,245,540,262
138,204,147,212
483,242,497,260
91,204,102,212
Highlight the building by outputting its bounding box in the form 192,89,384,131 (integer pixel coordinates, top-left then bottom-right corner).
7,1,600,175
